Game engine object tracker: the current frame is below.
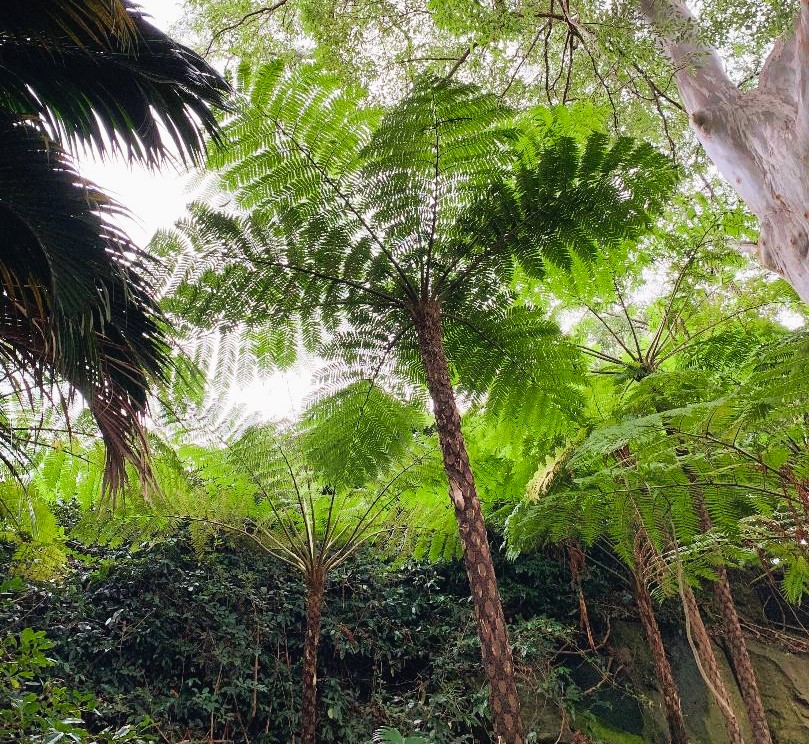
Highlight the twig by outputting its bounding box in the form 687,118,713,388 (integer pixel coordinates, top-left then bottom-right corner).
204,1,290,57
445,44,476,80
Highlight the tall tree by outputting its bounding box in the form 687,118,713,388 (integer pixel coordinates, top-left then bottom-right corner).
159,64,675,742
637,0,809,304
0,1,229,487
587,245,784,743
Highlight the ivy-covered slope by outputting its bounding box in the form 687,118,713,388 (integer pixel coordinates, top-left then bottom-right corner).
4,531,809,743
1,532,596,743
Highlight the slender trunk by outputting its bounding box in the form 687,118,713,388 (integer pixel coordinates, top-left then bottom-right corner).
633,538,689,744
670,437,773,744
680,584,745,744
413,298,524,744
692,500,773,744
300,569,325,744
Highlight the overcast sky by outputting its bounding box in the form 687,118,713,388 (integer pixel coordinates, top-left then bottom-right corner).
80,0,314,421
77,0,188,248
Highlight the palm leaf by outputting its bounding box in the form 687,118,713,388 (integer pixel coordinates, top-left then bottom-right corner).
0,112,169,488
0,1,230,164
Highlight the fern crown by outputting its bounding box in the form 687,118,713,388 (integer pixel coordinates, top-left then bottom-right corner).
160,63,676,428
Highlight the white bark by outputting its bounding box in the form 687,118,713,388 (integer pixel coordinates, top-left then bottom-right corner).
638,0,809,304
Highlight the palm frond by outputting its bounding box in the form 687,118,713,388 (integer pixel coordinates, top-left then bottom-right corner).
0,112,169,488
0,1,230,165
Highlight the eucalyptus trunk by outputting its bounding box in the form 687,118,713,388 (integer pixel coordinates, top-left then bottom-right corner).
681,585,745,744
413,298,524,744
300,568,325,744
638,0,809,303
632,542,689,744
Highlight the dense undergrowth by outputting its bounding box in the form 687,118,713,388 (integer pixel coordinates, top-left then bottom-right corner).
1,529,618,743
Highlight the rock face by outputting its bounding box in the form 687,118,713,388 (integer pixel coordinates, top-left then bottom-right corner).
569,621,809,744
746,639,809,743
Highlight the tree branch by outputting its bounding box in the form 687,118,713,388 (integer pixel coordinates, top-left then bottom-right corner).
203,1,290,57
445,44,476,80
636,0,733,111
202,0,289,57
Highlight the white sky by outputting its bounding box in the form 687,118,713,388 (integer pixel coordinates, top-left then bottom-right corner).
78,0,313,423
78,0,187,248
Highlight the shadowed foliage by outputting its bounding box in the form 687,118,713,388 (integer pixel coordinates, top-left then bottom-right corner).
0,1,230,488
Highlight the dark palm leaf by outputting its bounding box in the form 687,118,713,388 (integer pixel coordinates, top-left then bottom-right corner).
0,2,231,489
0,111,169,489
0,1,230,165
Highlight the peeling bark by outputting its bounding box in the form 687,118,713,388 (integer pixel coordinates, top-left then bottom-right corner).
638,0,809,303
413,298,524,744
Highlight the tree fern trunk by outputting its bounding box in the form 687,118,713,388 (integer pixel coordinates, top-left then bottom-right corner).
413,298,524,744
693,499,772,744
632,543,689,744
681,585,745,744
674,445,772,744
301,569,325,744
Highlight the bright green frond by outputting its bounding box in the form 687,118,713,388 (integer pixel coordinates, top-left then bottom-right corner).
301,383,429,488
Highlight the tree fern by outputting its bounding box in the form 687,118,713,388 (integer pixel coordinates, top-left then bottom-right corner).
507,237,809,603
161,64,674,443
158,63,676,742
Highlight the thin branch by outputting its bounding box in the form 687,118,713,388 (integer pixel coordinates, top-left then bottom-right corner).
221,432,306,555
576,344,626,366
630,61,686,113
585,305,636,359
501,28,544,98
203,1,290,57
182,514,306,573
613,278,643,361
275,443,315,559
645,248,700,362
331,451,429,557
436,230,512,300
656,302,777,365
424,96,442,298
562,30,575,104
445,45,476,80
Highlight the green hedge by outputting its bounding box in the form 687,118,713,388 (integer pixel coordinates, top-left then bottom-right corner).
1,532,606,743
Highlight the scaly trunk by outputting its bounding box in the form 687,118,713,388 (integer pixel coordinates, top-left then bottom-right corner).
633,541,689,744
681,584,745,744
412,298,524,744
692,499,773,744
638,0,809,303
300,569,325,744
667,426,772,744
713,567,771,744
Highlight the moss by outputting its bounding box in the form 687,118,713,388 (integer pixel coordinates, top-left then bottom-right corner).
584,718,649,744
